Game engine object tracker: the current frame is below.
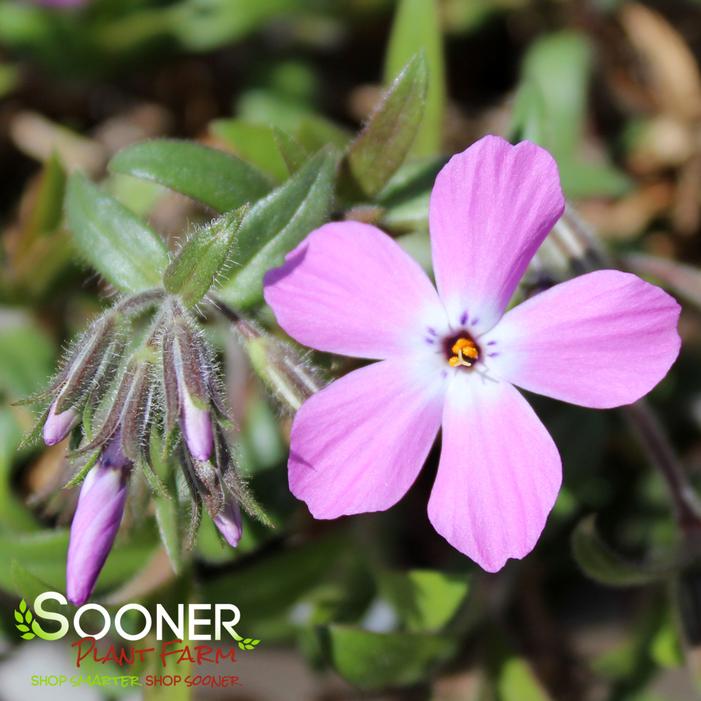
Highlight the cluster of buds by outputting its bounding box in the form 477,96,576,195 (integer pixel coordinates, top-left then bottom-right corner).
29,291,257,605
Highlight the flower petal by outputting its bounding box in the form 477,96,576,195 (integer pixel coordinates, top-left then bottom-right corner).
428,375,561,572
264,221,446,359
289,358,446,518
429,135,565,333
483,270,681,409
67,465,128,605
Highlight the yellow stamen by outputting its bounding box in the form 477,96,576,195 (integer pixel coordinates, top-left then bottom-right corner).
449,337,479,368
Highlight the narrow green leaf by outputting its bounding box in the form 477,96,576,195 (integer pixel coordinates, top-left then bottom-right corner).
272,127,307,174
571,516,672,587
24,151,66,242
109,139,271,212
378,569,470,632
319,625,456,690
211,119,290,182
218,148,337,309
66,173,169,293
344,54,428,198
513,32,631,198
164,206,248,307
139,457,172,501
496,656,553,701
384,0,445,156
520,32,591,158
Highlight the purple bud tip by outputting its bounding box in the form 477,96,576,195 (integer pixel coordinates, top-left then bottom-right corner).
66,437,130,606
181,390,213,461
43,400,79,446
213,502,243,548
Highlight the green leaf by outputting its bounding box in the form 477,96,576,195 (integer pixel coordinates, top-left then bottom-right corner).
109,139,271,212
237,90,350,152
0,62,17,99
170,0,309,51
496,656,553,701
650,606,683,669
377,569,470,632
211,119,291,182
164,206,248,307
485,632,554,701
513,32,630,198
2,406,46,531
10,562,53,608
202,533,347,623
0,319,54,401
272,127,307,174
520,32,591,159
571,516,672,587
24,151,66,241
319,625,456,690
66,173,169,293
138,456,171,501
0,528,159,597
344,54,428,198
384,0,445,156
218,148,336,309
63,450,100,488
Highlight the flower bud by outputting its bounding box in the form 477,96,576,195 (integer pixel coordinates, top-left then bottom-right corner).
235,318,323,412
54,314,118,414
181,386,213,461
213,501,243,548
42,400,79,446
66,434,131,606
164,316,214,462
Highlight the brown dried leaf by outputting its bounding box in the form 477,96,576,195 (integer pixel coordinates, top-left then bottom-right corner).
620,3,701,120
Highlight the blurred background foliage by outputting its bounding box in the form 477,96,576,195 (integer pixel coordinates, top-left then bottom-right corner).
3,0,701,699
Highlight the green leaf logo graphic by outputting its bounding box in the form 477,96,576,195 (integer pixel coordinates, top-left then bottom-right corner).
14,599,35,640
14,598,54,641
238,637,261,651
231,629,261,651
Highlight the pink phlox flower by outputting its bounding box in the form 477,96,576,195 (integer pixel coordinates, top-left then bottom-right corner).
263,135,681,572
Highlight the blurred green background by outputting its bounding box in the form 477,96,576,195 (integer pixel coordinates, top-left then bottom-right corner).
3,0,701,699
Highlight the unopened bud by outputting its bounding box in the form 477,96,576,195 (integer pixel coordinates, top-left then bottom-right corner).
66,434,131,606
235,319,323,412
181,388,213,461
42,400,79,446
213,501,243,548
